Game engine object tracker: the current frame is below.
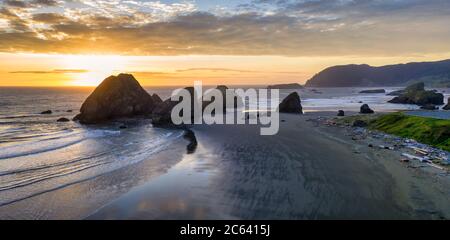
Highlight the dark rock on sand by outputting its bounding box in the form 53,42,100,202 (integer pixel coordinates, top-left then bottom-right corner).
353,120,368,127
359,89,385,94
337,110,345,116
41,110,52,114
420,104,438,110
183,129,198,154
388,82,444,106
278,92,303,114
119,125,128,129
74,73,156,124
57,117,70,122
360,104,374,114
443,98,450,110
66,110,73,113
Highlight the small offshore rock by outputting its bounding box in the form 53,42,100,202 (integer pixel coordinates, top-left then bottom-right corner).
41,110,52,114
57,117,70,122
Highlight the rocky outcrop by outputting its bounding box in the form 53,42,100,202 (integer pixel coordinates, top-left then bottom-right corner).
359,89,385,94
388,82,444,106
74,73,156,124
443,98,450,110
278,92,303,114
151,99,179,126
337,110,345,116
360,104,374,114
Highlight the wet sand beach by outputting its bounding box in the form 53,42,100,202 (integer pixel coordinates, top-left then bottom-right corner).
89,112,450,220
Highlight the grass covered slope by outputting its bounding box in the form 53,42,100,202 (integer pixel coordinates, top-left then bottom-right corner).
370,113,450,151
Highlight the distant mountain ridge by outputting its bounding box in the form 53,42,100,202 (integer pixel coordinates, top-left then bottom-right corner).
305,59,450,87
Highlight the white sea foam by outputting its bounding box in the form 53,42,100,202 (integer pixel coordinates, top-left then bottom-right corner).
0,129,120,160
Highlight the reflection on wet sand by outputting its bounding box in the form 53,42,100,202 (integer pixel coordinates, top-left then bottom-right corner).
88,143,237,220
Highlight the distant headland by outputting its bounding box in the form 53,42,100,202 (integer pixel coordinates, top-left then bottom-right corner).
306,59,450,88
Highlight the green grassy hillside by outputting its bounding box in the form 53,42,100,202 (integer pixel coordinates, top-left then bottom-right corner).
369,113,450,151
337,112,450,151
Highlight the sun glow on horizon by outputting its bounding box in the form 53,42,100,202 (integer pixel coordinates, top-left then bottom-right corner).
61,55,128,86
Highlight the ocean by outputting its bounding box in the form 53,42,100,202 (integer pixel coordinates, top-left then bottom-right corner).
0,86,449,218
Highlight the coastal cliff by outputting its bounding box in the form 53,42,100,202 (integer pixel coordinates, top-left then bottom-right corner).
306,59,450,87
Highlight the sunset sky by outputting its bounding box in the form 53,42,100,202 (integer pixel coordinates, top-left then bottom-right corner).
1,0,450,86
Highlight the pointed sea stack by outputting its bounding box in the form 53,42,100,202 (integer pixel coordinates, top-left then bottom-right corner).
278,92,303,114
74,73,156,124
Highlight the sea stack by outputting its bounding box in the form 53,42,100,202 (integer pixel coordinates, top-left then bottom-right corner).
388,82,444,106
74,73,156,124
278,92,303,114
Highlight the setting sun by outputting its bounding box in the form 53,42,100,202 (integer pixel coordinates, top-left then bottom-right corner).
61,55,128,86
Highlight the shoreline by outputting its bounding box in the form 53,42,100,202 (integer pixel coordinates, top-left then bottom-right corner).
88,112,450,219
1,110,449,219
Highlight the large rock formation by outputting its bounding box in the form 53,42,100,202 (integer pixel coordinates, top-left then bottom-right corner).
74,73,156,124
388,82,444,106
443,98,450,110
278,92,303,114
